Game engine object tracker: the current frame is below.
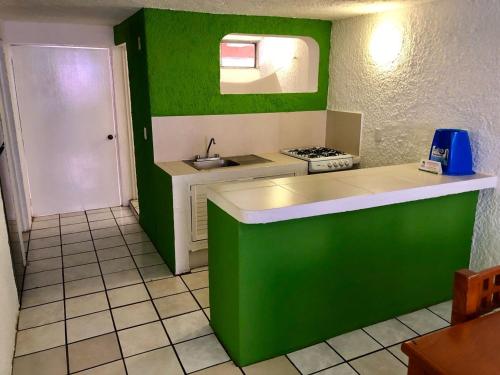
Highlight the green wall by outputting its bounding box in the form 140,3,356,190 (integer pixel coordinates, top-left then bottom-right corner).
209,192,479,365
114,9,332,272
143,9,331,116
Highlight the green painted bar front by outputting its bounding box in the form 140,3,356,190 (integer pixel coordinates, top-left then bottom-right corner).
208,191,479,366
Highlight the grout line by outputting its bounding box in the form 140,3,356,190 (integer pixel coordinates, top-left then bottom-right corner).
58,215,71,375
113,214,189,375
85,210,130,375
425,306,452,324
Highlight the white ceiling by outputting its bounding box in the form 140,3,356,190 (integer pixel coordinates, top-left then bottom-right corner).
0,0,432,26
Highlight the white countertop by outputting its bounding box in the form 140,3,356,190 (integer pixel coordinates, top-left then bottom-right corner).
155,153,306,177
207,163,497,224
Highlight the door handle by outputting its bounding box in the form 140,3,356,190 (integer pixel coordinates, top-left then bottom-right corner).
107,135,114,140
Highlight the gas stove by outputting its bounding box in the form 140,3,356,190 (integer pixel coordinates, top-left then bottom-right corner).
281,146,354,173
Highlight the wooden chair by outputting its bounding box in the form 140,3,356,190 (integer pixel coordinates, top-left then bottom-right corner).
451,265,500,325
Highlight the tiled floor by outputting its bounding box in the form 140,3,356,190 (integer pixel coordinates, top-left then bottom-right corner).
13,206,453,374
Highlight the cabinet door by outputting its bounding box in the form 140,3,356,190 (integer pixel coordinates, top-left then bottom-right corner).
190,173,295,242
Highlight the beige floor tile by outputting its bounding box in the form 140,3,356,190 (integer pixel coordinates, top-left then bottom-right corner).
30,235,61,250
192,361,241,375
163,310,213,344
112,207,133,218
125,346,183,375
66,292,109,318
119,223,143,235
62,231,92,244
87,212,114,221
349,350,407,375
68,333,121,373
30,227,60,240
104,269,142,289
327,329,382,360
124,232,150,244
146,276,188,299
204,308,210,319
27,246,61,261
94,235,125,250
397,309,449,335
139,264,172,281
363,319,417,347
89,219,117,230
75,360,126,375
60,215,87,225
65,276,104,298
31,218,59,230
175,334,230,373
100,257,136,274
63,251,97,267
243,356,300,375
388,345,408,365
118,321,169,357
86,208,111,214
315,363,358,375
64,263,101,282
67,310,114,343
60,211,85,218
23,269,62,289
133,253,164,267
33,214,59,221
61,222,89,235
116,216,137,226
128,241,156,255
112,301,158,330
287,343,343,374
62,240,94,255
26,257,62,274
18,301,64,330
191,266,209,273
15,321,65,356
154,292,199,319
182,271,209,290
107,283,149,308
21,284,63,308
97,246,130,261
428,300,452,322
92,226,121,239
12,346,67,375
193,288,210,308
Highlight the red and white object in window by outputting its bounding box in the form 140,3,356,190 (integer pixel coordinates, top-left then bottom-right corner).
220,42,256,68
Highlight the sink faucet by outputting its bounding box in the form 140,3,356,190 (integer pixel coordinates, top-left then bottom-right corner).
206,137,216,158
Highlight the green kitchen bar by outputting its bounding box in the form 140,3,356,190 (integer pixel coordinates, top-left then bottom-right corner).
207,163,497,366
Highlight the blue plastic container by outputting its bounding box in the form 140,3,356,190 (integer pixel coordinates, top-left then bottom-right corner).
429,129,474,175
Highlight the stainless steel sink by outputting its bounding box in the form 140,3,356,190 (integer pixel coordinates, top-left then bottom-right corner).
192,158,239,170
184,154,270,171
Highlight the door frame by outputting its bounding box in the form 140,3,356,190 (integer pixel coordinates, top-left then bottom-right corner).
112,43,138,203
4,42,137,217
0,42,31,231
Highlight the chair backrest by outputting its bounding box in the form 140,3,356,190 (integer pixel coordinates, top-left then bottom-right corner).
451,266,500,325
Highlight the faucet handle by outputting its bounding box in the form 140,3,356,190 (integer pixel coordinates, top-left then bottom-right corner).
214,153,219,158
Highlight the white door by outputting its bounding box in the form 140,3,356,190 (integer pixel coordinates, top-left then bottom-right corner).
11,45,121,215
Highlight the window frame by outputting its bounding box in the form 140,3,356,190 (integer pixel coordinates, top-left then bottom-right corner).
219,41,258,69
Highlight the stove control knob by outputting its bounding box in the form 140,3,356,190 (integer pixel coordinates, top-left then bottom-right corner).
327,162,332,168
333,162,338,168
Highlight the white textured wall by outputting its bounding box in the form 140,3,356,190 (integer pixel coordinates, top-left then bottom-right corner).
328,0,500,270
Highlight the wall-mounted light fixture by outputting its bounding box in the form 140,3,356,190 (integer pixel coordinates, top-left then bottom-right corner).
369,20,403,69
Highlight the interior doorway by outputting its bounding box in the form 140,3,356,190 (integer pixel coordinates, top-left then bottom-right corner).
10,45,122,215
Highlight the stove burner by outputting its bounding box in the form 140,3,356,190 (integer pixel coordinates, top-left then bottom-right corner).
287,147,346,159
